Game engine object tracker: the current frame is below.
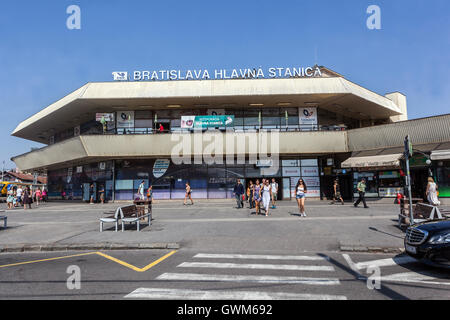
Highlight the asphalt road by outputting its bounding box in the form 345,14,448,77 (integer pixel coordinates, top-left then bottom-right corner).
0,249,449,300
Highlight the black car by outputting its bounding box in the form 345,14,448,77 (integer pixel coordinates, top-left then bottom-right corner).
404,219,450,268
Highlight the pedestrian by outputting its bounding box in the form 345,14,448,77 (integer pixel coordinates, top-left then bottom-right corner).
138,180,145,200
354,178,369,208
254,179,262,215
270,178,278,209
233,179,245,209
426,177,440,206
295,178,307,217
35,188,41,206
89,184,95,204
23,187,32,210
184,182,194,205
42,188,47,202
247,180,254,209
16,186,23,206
6,188,14,209
147,184,153,202
159,123,164,133
99,185,105,204
330,179,344,205
262,179,272,216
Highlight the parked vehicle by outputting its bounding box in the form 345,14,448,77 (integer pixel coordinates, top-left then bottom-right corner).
404,219,450,268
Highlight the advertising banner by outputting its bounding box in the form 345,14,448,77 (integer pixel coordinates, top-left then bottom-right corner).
153,159,171,178
117,111,134,128
282,167,301,177
95,113,114,122
299,107,318,129
181,115,234,129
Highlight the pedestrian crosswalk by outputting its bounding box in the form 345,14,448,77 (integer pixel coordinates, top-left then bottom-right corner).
125,252,347,300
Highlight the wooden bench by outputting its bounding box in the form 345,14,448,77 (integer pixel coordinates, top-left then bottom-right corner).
399,202,448,229
120,204,151,232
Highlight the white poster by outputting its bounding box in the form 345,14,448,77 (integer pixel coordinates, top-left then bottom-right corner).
300,159,318,166
117,111,134,128
282,167,301,177
181,116,196,129
303,176,320,187
282,159,299,167
301,167,319,177
299,107,318,129
305,188,320,197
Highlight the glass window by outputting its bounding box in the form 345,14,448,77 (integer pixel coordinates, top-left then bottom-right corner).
244,109,260,128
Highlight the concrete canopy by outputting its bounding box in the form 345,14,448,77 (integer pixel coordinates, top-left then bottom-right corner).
12,77,403,144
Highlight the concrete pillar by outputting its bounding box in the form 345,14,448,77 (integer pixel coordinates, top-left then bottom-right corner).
386,92,408,122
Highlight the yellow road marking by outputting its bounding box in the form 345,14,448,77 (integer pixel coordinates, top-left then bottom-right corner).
0,252,97,268
0,250,178,272
96,250,177,272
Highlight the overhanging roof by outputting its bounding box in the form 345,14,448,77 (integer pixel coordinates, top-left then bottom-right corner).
341,153,403,169
12,76,403,144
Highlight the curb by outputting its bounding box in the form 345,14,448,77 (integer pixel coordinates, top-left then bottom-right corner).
0,242,180,253
340,245,404,254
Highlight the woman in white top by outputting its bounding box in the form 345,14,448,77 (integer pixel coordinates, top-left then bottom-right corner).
426,177,440,206
262,180,272,216
295,178,307,217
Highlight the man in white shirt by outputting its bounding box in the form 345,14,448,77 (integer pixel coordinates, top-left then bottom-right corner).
270,178,278,209
16,186,23,205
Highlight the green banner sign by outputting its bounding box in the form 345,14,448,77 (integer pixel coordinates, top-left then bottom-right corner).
181,115,234,129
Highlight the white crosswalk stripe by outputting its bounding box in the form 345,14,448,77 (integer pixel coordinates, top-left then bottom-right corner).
157,272,341,285
125,288,347,300
193,253,329,261
178,261,335,271
125,252,347,300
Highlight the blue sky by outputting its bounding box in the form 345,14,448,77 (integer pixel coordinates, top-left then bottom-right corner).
0,0,449,169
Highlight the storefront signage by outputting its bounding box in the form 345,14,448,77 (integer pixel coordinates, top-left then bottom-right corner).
181,115,234,129
76,166,83,173
117,111,134,128
114,66,322,82
153,159,170,178
379,187,403,197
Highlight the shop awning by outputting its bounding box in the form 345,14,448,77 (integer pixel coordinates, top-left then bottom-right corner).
341,153,403,169
431,149,450,160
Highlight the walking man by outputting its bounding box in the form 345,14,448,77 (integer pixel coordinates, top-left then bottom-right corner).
270,178,278,209
354,178,369,208
233,179,245,209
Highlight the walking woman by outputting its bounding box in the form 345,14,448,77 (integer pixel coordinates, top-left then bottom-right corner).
184,182,194,205
247,180,254,209
330,179,344,205
295,178,307,217
35,188,41,206
23,187,32,210
262,179,272,216
254,179,262,215
426,177,440,206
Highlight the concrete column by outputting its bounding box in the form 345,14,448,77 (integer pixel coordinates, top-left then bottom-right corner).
386,92,408,122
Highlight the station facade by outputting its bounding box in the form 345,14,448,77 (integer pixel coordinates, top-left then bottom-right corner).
10,66,450,202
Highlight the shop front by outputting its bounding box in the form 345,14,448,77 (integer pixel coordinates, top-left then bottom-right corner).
341,153,404,199
431,149,450,199
47,157,322,201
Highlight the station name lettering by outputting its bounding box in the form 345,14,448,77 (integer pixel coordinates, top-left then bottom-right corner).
128,66,322,81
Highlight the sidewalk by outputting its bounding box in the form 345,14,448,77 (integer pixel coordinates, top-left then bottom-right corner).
0,200,431,254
